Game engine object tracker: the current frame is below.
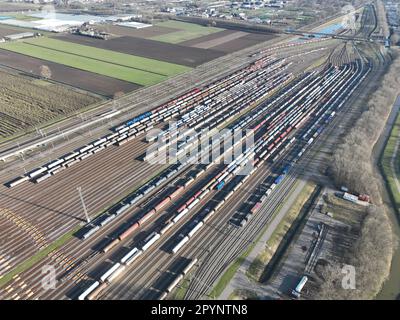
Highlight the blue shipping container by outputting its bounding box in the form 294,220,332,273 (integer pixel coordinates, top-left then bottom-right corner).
282,164,291,174
216,181,225,190
274,175,284,185
126,111,152,127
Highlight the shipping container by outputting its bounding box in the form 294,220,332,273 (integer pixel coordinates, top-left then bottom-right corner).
138,209,156,225
142,232,161,251
166,274,184,292
100,263,121,282
274,175,284,185
78,281,100,300
160,222,174,235
116,204,130,216
182,258,198,275
106,265,126,283
172,236,189,254
28,167,47,178
188,221,203,238
173,208,189,224
100,214,116,227
102,238,120,253
120,247,139,264
125,250,143,266
87,282,107,300
34,172,52,183
8,176,29,188
216,181,225,190
119,223,139,241
82,225,100,239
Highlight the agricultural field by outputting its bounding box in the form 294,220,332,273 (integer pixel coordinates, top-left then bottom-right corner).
6,13,41,21
180,30,276,53
23,37,190,76
179,30,239,47
150,20,224,43
94,20,275,54
0,19,54,36
180,30,249,49
0,41,164,86
54,34,224,67
0,49,140,97
0,24,46,37
0,26,21,38
0,18,277,139
0,37,191,86
211,32,277,53
0,69,99,139
96,24,180,39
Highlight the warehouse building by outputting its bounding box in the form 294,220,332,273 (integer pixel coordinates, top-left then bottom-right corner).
4,32,35,41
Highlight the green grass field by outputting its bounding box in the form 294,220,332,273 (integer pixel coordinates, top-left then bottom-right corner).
22,37,190,76
9,13,42,21
0,37,191,86
381,108,400,210
151,20,224,43
0,42,166,86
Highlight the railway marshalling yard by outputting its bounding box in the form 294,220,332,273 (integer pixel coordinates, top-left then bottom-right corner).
0,8,388,300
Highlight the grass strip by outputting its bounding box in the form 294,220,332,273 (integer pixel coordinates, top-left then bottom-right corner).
246,182,316,281
208,180,301,298
380,108,400,210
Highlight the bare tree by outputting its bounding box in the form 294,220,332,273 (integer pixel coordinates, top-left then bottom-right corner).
330,51,400,202
320,51,400,299
113,91,124,99
40,65,52,80
317,205,395,299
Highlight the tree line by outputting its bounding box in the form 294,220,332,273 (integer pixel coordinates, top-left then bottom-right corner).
318,50,400,299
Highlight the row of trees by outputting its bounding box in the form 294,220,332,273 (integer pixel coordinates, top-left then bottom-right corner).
330,51,400,201
319,51,400,299
317,205,394,299
376,0,390,38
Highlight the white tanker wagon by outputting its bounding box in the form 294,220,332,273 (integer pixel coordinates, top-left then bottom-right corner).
291,275,308,298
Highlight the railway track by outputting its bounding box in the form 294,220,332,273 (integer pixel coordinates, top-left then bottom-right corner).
182,62,370,300
0,57,288,269
83,52,370,300
0,35,346,300
0,30,329,164
0,47,310,298
165,48,368,298
186,33,390,299
0,4,384,299
65,65,328,300
42,50,342,300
